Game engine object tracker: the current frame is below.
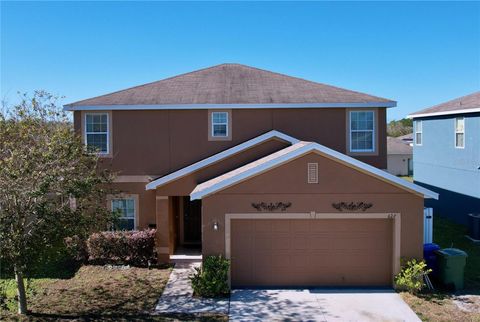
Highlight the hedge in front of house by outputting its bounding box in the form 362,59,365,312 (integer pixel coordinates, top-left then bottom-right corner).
86,230,156,266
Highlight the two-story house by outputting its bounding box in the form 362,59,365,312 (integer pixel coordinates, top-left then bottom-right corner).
409,91,480,226
65,64,437,287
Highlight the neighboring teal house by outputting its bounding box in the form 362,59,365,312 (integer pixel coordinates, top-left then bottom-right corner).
409,91,480,226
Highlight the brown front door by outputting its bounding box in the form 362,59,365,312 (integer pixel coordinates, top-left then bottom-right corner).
183,198,202,244
230,218,392,287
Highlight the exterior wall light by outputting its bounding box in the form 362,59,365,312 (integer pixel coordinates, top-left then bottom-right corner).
213,222,219,231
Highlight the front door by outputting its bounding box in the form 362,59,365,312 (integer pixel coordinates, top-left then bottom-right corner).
183,198,202,244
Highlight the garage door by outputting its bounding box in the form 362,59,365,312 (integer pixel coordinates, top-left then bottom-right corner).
230,218,392,287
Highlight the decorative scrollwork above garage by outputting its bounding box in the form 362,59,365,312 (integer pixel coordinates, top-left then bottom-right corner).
332,202,373,212
251,202,292,212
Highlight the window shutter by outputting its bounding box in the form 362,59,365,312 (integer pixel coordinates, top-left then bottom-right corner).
307,163,318,184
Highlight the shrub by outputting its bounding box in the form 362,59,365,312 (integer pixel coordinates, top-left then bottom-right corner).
64,235,88,264
394,258,432,294
86,229,156,266
190,255,230,298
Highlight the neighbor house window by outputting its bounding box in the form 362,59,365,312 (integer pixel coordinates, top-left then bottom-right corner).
349,111,375,152
455,117,465,148
85,113,109,154
111,198,136,230
211,111,228,137
415,120,422,146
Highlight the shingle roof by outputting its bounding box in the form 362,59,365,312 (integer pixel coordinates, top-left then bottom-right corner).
190,140,438,200
409,91,480,118
65,63,395,108
387,136,412,155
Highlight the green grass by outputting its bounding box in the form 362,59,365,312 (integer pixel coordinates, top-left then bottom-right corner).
402,216,480,321
0,278,52,312
433,216,480,292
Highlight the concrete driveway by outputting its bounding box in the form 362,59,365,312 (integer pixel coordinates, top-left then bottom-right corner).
229,289,420,322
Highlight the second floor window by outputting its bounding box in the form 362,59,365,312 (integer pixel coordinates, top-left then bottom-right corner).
112,198,136,230
350,111,375,152
455,117,465,148
415,120,423,146
211,111,228,137
85,113,109,154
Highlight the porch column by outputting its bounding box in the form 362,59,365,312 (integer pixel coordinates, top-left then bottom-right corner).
155,195,171,263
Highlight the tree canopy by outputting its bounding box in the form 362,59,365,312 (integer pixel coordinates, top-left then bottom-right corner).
387,118,413,137
0,91,114,314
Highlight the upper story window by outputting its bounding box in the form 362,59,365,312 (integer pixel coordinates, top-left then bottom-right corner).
415,120,423,146
85,113,109,154
455,117,465,148
211,111,229,137
349,111,375,152
111,198,136,230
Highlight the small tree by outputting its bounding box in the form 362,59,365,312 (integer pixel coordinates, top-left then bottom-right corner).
0,91,114,314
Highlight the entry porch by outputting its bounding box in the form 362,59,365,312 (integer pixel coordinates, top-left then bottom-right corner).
155,195,202,262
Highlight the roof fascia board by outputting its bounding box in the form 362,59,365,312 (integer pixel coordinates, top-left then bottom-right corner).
408,107,480,119
190,144,313,200
64,102,396,111
190,142,439,200
145,130,299,190
312,143,438,199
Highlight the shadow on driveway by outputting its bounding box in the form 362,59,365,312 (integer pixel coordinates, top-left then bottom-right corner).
229,288,420,322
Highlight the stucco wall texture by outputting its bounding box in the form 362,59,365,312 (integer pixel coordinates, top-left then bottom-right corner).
74,107,388,175
202,153,424,260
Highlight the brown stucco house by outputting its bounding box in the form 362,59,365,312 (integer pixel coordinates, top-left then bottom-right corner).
65,63,438,287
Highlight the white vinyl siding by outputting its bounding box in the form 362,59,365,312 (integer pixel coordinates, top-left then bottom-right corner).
111,198,136,230
85,113,109,153
455,117,465,148
211,112,228,137
349,111,375,152
415,120,423,146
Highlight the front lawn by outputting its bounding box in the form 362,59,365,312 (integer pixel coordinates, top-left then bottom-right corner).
0,265,226,321
401,216,480,322
1,266,170,320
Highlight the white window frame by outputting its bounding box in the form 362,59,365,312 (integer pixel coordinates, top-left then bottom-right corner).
84,112,110,154
211,111,229,138
111,198,136,230
349,110,375,153
415,120,423,146
455,117,465,149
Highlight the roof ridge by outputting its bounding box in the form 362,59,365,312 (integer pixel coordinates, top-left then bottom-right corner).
66,63,395,106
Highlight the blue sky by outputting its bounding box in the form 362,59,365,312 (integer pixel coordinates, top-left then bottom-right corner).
1,1,479,120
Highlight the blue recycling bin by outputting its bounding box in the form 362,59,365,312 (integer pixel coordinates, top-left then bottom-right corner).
424,243,441,275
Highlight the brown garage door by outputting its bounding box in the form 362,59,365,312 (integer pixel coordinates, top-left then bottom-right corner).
230,218,392,287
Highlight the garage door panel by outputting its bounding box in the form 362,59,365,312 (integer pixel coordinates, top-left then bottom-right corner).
230,218,392,287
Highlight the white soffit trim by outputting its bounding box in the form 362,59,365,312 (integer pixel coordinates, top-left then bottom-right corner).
145,130,299,190
190,142,439,200
64,102,396,111
408,107,480,118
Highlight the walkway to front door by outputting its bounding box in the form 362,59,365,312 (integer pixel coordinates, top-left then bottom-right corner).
154,256,229,315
